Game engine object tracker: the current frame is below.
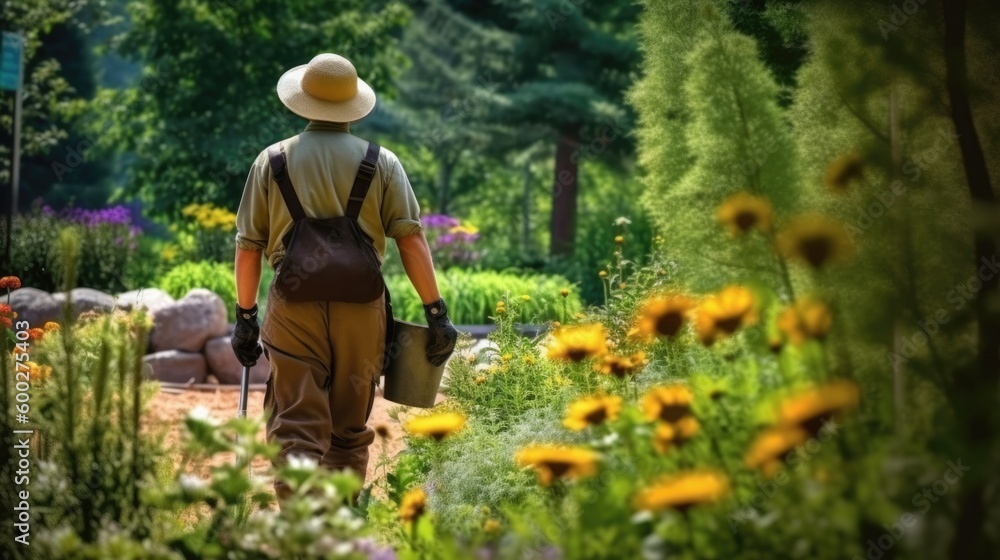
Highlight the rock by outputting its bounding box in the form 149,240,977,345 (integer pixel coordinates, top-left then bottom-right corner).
116,288,175,314
51,288,116,318
142,350,208,384
204,335,271,385
8,287,62,326
149,289,229,353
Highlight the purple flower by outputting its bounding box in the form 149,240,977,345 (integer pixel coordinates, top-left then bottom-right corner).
438,233,457,246
422,214,460,229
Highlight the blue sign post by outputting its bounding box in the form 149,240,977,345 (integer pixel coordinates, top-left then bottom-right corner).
1,31,24,271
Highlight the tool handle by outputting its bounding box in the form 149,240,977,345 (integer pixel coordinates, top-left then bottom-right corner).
237,365,251,418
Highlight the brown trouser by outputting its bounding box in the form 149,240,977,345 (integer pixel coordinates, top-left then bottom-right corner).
260,283,385,500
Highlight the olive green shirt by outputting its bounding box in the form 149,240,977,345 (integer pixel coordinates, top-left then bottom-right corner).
235,121,423,268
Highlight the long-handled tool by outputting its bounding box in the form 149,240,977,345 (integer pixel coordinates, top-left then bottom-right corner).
237,364,251,419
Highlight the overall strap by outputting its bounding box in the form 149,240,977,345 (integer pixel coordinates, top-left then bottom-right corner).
267,143,307,222
345,142,381,219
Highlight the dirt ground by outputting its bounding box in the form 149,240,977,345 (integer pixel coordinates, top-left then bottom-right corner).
143,385,434,492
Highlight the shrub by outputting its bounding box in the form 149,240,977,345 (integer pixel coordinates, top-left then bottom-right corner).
169,203,238,264
384,269,583,324
157,261,237,321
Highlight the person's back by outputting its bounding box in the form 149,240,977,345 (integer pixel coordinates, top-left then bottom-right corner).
231,53,457,503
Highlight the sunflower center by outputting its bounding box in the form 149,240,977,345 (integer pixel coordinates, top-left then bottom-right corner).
567,348,590,362
543,460,575,478
714,315,743,334
655,312,684,337
799,237,833,268
584,407,608,425
734,211,758,231
658,405,691,423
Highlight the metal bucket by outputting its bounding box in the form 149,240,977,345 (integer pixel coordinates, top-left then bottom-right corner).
383,320,446,408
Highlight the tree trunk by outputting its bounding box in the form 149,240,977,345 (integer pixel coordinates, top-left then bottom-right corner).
550,128,580,257
943,1,998,558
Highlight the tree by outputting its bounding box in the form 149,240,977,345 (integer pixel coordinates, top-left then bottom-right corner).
98,0,410,216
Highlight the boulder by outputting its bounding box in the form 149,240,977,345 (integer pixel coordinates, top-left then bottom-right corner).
204,335,271,385
149,289,228,353
51,288,116,318
116,288,175,314
143,350,208,384
8,287,62,326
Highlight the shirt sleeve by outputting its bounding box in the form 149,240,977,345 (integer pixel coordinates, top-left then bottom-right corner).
380,151,424,238
235,149,270,251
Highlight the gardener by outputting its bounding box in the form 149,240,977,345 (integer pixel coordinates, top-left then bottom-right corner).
230,53,457,502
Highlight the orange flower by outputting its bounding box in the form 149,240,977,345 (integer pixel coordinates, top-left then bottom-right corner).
0,276,21,290
28,328,45,341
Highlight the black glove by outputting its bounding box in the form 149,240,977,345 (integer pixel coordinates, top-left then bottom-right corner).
424,298,458,367
232,304,263,367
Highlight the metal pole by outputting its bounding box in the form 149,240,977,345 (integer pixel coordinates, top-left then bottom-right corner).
237,365,250,418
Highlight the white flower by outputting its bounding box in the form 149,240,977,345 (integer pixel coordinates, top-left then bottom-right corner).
286,455,319,470
179,474,207,493
614,216,632,226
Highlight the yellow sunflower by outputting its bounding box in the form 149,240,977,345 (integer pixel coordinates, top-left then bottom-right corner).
777,298,832,345
777,379,860,437
653,416,700,454
515,445,600,486
744,425,809,476
593,351,647,378
694,286,757,345
778,215,852,269
642,385,694,423
563,394,623,431
544,324,608,362
636,295,696,339
398,487,427,523
824,152,865,191
717,192,774,235
633,471,730,512
404,412,466,441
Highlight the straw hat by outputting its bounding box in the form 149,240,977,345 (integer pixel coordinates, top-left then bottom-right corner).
277,53,376,123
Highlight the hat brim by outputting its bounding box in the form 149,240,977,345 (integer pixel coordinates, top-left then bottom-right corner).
277,64,377,123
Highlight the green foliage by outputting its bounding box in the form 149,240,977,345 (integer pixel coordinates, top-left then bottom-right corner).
98,0,411,216
3,209,139,293
384,269,582,324
157,261,237,321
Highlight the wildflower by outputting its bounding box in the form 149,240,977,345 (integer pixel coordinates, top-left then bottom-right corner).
824,152,865,191
614,235,625,244
515,445,600,486
633,471,730,512
544,324,608,362
467,354,477,364
26,362,53,382
495,301,506,314
636,295,696,339
599,270,608,279
768,335,784,354
717,193,773,235
563,394,623,431
593,352,646,378
560,288,570,298
777,298,832,345
484,519,502,534
398,487,427,523
0,276,22,290
694,286,756,345
405,412,466,441
642,385,694,423
776,380,859,437
28,328,45,341
614,216,632,226
475,376,487,385
520,295,531,302
619,283,627,290
744,425,808,477
522,355,536,365
43,321,60,332
778,215,852,269
652,416,699,453
501,353,512,363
